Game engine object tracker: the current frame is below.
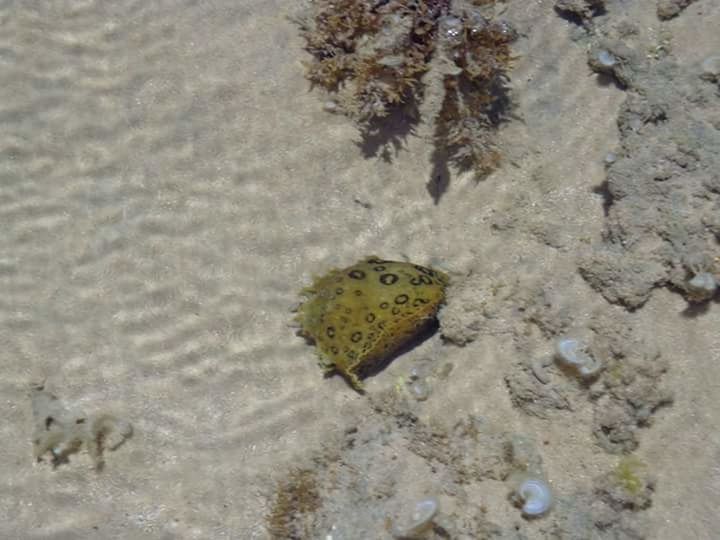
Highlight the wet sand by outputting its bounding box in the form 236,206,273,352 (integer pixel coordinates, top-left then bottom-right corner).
1,1,719,539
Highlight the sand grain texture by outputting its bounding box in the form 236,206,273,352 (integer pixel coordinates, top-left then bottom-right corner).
1,1,719,539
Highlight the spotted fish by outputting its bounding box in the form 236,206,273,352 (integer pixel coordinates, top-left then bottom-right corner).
294,256,449,389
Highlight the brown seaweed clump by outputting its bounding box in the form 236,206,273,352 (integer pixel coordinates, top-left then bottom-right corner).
266,469,322,539
297,0,516,191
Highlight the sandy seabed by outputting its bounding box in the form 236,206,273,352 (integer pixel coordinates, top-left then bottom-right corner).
1,1,719,539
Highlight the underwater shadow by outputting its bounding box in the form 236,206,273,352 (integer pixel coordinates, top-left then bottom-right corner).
335,318,441,393
427,75,514,204
679,297,714,319
357,101,422,163
593,180,614,216
553,4,606,26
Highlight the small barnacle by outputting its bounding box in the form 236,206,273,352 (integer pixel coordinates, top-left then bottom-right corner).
511,476,553,518
590,49,618,72
686,271,718,302
587,41,639,88
391,497,440,539
603,151,618,166
408,378,431,401
294,256,449,390
555,336,603,379
505,436,552,517
700,55,720,83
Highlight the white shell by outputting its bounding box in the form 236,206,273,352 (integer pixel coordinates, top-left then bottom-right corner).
687,272,717,300
555,337,602,378
517,477,553,517
392,497,439,538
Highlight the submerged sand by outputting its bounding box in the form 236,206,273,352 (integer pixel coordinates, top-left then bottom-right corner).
1,1,719,539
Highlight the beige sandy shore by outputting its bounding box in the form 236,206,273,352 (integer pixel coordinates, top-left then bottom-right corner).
1,1,719,539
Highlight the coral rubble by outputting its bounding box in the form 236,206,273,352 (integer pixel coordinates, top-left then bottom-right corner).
579,37,720,308
31,383,133,471
656,0,697,20
297,0,516,186
554,0,606,24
